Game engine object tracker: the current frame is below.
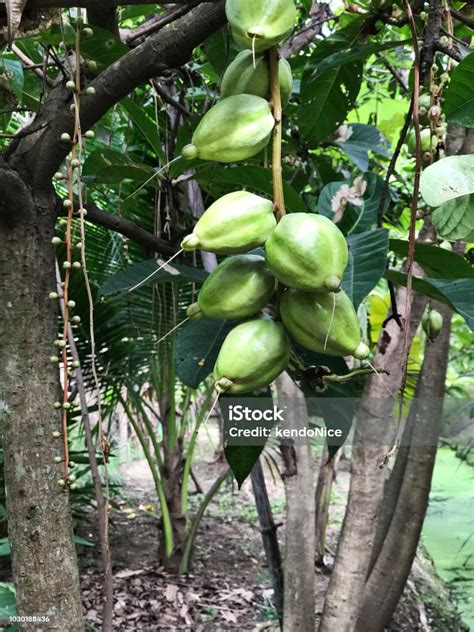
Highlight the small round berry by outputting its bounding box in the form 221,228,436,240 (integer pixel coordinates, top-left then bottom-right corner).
63,402,71,410
63,261,72,270
85,86,96,96
87,59,98,71
67,300,76,309
66,80,76,90
68,474,77,482
52,430,61,438
78,208,87,217
82,27,94,38
58,218,68,228
57,479,66,487
69,483,77,490
61,133,71,143
72,261,82,269
54,455,63,463
63,199,72,209
72,360,80,368
75,241,83,250
50,356,60,364
52,236,62,246
49,292,59,300
68,461,76,468
72,315,81,324
53,402,62,409
67,436,73,444
84,130,95,139
57,340,67,348
54,172,65,180
70,158,80,168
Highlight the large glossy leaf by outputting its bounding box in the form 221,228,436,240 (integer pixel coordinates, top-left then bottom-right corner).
82,147,156,185
335,123,391,172
80,26,129,67
385,271,474,330
121,98,165,163
299,63,363,143
431,194,474,241
445,52,474,127
195,165,307,213
342,229,389,308
174,318,235,388
389,239,474,279
224,445,263,489
420,155,474,207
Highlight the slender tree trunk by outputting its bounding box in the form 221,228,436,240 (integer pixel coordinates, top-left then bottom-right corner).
0,171,84,630
277,372,316,632
319,287,427,632
315,448,340,564
251,459,284,618
356,301,452,630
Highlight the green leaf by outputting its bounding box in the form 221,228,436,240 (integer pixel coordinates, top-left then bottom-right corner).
0,538,10,556
389,239,474,279
195,165,307,213
224,445,263,489
420,155,474,207
431,194,474,241
335,123,391,172
311,39,410,81
204,27,235,75
385,271,474,330
80,26,129,67
342,229,389,308
121,98,165,163
445,52,474,127
74,535,94,547
299,63,363,142
174,318,235,388
98,259,208,298
82,147,156,185
0,582,16,617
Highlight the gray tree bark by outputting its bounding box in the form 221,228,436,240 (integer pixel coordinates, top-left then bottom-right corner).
0,170,84,630
319,287,427,632
277,372,316,632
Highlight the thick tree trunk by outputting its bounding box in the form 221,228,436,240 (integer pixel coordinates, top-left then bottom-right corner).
356,301,452,630
319,287,427,632
0,170,84,630
315,448,340,564
276,372,316,632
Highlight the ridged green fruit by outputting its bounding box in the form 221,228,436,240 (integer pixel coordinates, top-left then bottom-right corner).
280,288,369,360
214,318,290,394
182,95,274,163
422,309,443,341
187,255,275,320
221,51,293,108
181,191,276,254
265,213,348,292
407,128,436,155
226,0,296,52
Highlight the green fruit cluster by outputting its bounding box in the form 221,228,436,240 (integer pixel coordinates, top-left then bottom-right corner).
422,308,443,341
178,0,367,395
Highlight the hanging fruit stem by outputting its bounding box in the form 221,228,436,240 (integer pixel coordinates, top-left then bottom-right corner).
269,46,285,221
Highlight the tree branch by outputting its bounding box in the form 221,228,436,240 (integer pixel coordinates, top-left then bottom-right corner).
123,3,201,45
280,1,333,58
8,1,226,187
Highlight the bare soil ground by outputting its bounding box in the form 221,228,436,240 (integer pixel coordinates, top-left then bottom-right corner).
77,434,468,631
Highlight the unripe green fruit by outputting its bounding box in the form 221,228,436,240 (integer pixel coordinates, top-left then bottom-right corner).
72,360,80,368
280,289,369,359
181,191,276,254
84,130,95,139
72,261,82,269
85,86,96,96
53,402,61,409
182,95,274,163
49,292,59,300
52,430,61,438
72,315,81,324
66,80,76,90
214,318,289,394
63,402,71,410
407,128,437,155
63,199,72,209
439,240,452,251
63,261,71,269
221,51,292,107
52,237,62,245
57,479,66,487
265,213,348,292
67,300,76,308
54,172,65,180
50,356,60,364
87,59,98,71
68,462,76,469
69,474,77,482
70,158,80,168
187,254,275,320
54,456,63,463
61,133,71,143
82,27,94,38
422,309,443,341
226,0,296,52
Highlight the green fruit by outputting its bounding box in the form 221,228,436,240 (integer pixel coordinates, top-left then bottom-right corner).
265,213,348,292
280,288,369,360
187,254,275,320
214,318,290,394
182,95,274,163
422,309,443,341
221,51,292,108
407,128,436,155
226,0,296,52
181,191,276,254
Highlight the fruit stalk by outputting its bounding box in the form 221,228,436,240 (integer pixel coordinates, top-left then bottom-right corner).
269,46,285,220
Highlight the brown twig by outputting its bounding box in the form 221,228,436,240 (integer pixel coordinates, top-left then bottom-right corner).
11,43,54,87
124,2,201,44
400,0,422,395
450,7,474,30
269,47,285,220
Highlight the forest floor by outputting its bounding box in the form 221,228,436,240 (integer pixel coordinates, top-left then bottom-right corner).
77,426,469,631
